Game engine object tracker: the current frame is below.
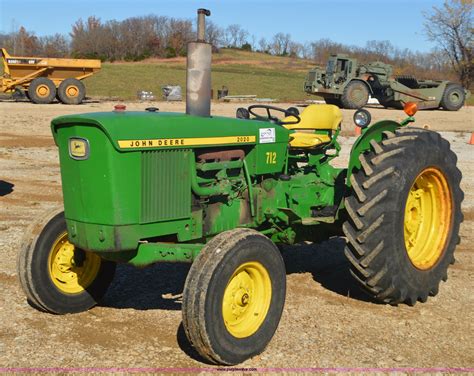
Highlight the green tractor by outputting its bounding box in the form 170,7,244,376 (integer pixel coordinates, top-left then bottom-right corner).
18,10,463,366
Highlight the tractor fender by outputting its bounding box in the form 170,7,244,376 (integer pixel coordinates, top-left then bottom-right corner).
346,119,400,186
347,78,373,95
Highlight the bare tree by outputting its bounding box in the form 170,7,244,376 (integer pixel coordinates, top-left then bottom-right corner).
70,16,105,59
288,41,303,58
237,28,249,47
258,37,268,53
224,24,241,47
205,20,224,48
423,0,473,88
165,18,194,57
15,26,40,55
250,34,257,51
301,42,313,59
309,38,345,63
39,34,69,57
271,32,291,55
365,40,394,62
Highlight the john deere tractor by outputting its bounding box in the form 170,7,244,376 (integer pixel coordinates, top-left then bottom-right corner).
18,10,463,366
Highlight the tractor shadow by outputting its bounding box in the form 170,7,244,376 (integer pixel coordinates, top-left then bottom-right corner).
101,236,378,363
280,237,379,304
102,236,377,312
0,180,14,196
102,263,190,311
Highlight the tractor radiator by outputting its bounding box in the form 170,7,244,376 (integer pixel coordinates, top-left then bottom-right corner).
140,149,191,223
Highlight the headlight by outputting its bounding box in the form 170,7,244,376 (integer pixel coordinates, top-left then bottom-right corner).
353,109,372,129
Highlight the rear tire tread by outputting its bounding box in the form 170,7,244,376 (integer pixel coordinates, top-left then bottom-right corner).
343,128,463,305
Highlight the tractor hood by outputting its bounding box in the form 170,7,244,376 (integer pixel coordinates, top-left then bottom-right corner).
51,111,290,151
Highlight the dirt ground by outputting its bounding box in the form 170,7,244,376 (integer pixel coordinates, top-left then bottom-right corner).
0,100,473,370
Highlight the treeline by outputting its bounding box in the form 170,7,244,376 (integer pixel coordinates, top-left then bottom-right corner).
0,27,69,58
307,39,455,81
0,14,456,81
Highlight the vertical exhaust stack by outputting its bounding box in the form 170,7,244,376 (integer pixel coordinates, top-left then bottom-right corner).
186,8,212,117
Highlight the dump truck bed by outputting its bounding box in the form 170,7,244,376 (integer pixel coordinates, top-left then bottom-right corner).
5,56,100,81
1,49,100,88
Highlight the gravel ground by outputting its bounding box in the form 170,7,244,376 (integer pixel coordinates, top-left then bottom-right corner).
0,101,473,370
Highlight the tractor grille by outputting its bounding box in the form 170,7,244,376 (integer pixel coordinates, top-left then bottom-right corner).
141,149,191,223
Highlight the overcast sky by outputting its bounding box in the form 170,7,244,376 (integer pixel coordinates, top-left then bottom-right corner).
0,0,444,52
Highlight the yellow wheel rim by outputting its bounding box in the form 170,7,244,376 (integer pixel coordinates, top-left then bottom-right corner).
66,85,79,98
48,231,102,294
404,168,452,270
36,85,50,98
222,261,272,338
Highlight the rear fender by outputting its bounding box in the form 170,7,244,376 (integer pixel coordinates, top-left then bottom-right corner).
346,120,400,187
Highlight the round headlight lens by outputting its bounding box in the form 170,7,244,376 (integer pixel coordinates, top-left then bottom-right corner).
353,109,372,128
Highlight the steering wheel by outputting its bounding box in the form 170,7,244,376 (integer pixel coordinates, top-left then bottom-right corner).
247,105,301,125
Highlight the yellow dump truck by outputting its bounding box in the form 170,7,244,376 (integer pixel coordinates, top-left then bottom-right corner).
0,49,100,104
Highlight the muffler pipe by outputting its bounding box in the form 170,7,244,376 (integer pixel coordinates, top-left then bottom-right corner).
197,8,210,41
186,8,211,117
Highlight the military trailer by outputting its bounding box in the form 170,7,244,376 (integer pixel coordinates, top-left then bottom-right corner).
304,53,469,110
1,48,100,104
18,10,463,365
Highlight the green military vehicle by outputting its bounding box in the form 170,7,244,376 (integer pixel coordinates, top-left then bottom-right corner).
304,53,469,110
18,10,463,366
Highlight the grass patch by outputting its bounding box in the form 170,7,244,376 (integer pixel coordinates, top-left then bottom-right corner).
85,49,317,101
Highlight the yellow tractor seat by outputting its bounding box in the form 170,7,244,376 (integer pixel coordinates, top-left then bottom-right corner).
283,104,342,148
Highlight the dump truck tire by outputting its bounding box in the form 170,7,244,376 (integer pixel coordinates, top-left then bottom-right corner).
17,210,116,314
341,80,370,109
182,228,286,365
343,128,463,305
58,78,86,105
441,83,465,111
28,77,56,104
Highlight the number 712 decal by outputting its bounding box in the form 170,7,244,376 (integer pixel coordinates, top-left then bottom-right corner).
265,151,277,164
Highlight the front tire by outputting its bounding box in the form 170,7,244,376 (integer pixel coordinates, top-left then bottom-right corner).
18,210,116,314
343,128,463,305
341,80,370,109
182,229,286,365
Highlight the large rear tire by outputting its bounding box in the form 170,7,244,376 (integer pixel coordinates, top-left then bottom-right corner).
28,77,56,104
440,83,465,111
17,209,116,314
341,80,370,109
182,229,286,365
343,128,463,305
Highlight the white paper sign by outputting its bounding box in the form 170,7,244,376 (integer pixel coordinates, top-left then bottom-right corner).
259,128,276,143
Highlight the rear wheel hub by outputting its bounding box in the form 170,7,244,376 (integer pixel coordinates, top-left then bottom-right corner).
404,168,452,270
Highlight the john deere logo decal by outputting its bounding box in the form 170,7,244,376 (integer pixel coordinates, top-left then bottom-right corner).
69,138,89,160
